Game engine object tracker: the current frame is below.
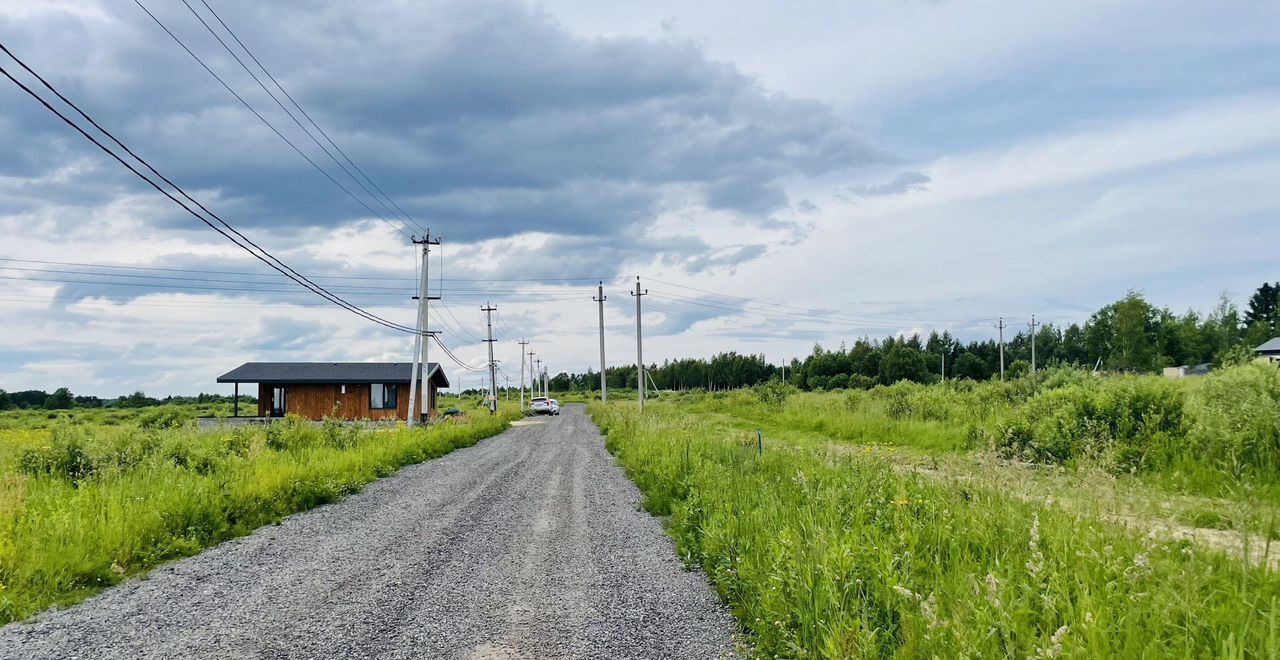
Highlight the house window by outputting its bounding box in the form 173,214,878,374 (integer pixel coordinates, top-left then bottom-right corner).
270,387,286,417
370,383,398,410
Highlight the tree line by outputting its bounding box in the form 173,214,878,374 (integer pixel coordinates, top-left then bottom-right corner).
542,284,1280,392
0,389,252,411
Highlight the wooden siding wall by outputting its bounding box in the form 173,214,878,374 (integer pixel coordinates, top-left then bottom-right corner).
256,382,436,421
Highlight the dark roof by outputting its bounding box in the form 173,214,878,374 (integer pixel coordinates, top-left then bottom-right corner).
217,362,449,387
1255,338,1280,354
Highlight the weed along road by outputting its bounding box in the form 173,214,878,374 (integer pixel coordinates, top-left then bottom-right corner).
0,405,737,659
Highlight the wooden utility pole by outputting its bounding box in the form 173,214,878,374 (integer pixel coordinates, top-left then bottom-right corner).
631,277,648,411
1028,315,1040,375
594,282,608,403
996,317,1007,382
518,339,529,411
481,303,497,414
407,232,440,426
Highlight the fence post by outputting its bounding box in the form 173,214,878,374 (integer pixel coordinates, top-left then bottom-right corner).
757,429,762,457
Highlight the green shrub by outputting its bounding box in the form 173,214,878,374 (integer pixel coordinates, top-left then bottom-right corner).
848,374,877,390
136,406,192,430
754,379,797,410
990,376,1185,469
1184,363,1280,479
17,426,96,483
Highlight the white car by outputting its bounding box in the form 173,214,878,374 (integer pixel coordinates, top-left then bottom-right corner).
530,397,558,415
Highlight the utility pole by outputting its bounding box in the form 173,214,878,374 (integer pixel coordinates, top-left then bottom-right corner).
1028,315,1040,375
504,375,510,402
996,317,1007,382
481,303,497,414
518,339,529,411
407,232,440,426
631,277,648,411
535,357,542,398
594,281,608,403
941,351,946,382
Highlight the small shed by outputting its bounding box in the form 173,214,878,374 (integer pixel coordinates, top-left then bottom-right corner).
216,362,449,421
1256,338,1280,364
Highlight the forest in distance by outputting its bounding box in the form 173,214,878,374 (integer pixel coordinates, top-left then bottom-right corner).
541,284,1280,393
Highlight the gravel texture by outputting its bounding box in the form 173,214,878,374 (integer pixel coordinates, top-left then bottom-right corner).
0,405,738,659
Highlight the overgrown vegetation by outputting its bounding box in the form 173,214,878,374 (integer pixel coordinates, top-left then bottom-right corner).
591,390,1280,657
0,402,514,624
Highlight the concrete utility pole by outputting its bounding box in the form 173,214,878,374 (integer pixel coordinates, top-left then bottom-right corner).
518,339,529,411
996,317,1007,382
941,351,946,382
407,232,440,426
594,281,608,403
481,303,497,414
504,375,510,402
534,357,542,397
1028,315,1040,375
631,277,648,411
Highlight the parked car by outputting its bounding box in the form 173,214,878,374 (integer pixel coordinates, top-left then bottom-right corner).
549,399,561,415
530,397,554,415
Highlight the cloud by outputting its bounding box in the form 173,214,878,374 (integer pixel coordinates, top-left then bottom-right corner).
0,0,881,267
845,171,930,197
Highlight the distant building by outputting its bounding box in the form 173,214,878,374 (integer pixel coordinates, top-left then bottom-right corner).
1163,363,1213,379
1256,338,1280,364
215,362,449,421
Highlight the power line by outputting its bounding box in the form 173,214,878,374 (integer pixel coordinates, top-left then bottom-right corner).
0,43,419,335
131,1,415,240
176,0,426,237
192,0,426,236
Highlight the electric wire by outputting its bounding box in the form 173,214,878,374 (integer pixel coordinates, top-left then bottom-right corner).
0,45,420,334
131,1,415,240
176,0,426,236
194,0,426,235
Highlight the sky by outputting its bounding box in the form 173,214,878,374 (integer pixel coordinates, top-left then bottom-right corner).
0,0,1277,396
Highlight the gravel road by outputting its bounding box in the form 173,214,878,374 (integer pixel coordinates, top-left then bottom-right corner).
0,405,738,659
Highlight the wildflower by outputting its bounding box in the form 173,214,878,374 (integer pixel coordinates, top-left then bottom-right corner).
1035,625,1069,658
893,585,922,601
920,592,941,630
894,498,910,507
1026,513,1045,577
984,573,1001,608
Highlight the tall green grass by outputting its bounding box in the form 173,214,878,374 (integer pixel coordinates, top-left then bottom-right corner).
0,406,515,623
592,401,1280,657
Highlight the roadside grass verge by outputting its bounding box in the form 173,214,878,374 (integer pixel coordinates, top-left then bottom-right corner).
0,408,517,624
591,401,1280,657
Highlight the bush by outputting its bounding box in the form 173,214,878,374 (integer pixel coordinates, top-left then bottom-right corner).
848,374,877,390
137,406,191,430
1184,363,1280,479
754,379,797,410
18,426,96,483
990,376,1185,469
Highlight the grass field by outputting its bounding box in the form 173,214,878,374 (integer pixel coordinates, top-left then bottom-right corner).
0,401,516,624
589,364,1280,657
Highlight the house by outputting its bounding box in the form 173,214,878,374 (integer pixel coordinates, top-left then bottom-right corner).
1255,338,1280,364
215,362,449,421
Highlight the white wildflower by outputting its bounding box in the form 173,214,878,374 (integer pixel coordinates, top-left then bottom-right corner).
1026,513,1045,576
894,585,922,601
920,592,941,630
1036,625,1069,658
984,573,1001,609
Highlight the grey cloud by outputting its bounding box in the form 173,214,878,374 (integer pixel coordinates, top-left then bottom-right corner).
0,0,882,270
846,170,931,197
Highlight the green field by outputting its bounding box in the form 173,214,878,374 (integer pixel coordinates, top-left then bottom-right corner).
589,363,1280,657
0,401,515,624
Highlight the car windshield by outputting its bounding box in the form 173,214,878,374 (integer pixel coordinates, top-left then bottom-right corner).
531,398,548,403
